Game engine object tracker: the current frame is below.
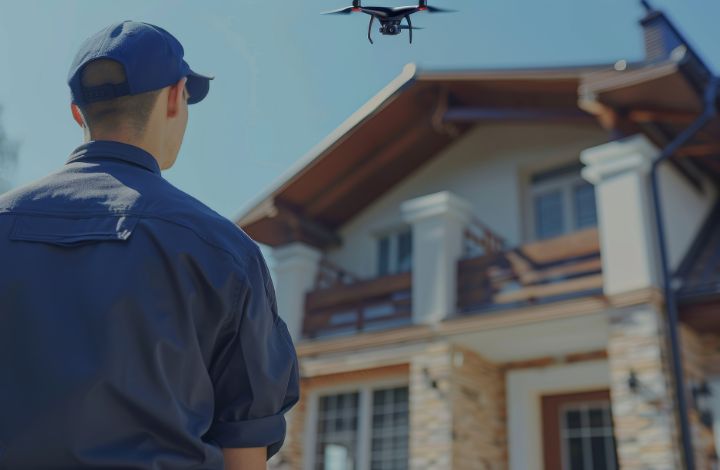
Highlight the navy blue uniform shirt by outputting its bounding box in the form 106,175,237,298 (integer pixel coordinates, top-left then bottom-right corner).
0,141,300,469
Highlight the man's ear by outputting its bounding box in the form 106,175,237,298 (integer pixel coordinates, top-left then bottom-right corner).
71,103,86,128
167,77,188,118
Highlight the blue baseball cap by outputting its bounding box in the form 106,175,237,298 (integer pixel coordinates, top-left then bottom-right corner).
68,21,213,106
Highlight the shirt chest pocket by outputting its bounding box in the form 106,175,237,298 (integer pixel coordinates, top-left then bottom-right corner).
9,215,139,246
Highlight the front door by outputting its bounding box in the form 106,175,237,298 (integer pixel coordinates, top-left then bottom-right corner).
542,390,618,470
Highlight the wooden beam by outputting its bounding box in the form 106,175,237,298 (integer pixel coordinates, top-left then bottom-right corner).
629,109,699,124
565,349,608,363
443,107,593,123
521,228,600,265
506,254,602,286
500,356,556,371
305,271,411,312
305,121,432,216
500,349,607,372
274,202,342,248
676,143,720,157
302,364,410,387
493,274,604,304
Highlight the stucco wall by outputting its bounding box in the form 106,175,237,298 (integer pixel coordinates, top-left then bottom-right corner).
326,122,609,278
658,163,717,271
506,360,611,470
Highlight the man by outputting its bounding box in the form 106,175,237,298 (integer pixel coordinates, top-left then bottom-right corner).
0,21,299,470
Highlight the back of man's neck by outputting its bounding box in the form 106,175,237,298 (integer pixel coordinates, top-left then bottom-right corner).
85,133,165,169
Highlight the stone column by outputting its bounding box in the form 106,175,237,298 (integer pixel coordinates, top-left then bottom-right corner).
680,325,718,470
606,305,680,469
409,342,454,470
401,192,473,325
409,342,507,470
450,345,506,470
270,242,322,342
582,135,682,468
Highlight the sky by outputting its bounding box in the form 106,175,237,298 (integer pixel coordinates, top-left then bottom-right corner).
0,0,718,221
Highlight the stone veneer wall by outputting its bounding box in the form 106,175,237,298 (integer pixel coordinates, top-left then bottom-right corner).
606,305,682,469
680,325,718,470
409,341,454,470
450,344,507,470
606,308,720,470
409,341,507,470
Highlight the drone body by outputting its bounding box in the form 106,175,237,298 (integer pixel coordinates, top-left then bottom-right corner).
322,0,454,44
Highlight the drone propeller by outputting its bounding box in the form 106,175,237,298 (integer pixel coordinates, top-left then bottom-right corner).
425,6,455,12
404,15,417,44
321,6,359,14
368,15,375,44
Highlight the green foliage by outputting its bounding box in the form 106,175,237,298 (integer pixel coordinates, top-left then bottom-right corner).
0,106,19,194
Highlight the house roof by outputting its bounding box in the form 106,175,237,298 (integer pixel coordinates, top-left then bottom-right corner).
578,7,720,185
235,63,606,248
580,6,720,316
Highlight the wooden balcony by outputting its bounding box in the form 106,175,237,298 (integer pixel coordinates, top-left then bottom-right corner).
457,228,603,313
303,271,412,339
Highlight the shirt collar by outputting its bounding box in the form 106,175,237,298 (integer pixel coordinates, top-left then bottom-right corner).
67,140,162,175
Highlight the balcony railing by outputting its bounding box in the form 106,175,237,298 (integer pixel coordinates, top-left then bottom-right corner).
301,224,601,338
462,215,506,258
303,271,412,339
457,228,603,312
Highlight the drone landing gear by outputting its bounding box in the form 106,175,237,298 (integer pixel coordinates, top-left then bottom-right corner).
368,15,374,44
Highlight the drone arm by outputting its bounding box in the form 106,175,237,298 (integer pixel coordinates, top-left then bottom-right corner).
368,15,374,44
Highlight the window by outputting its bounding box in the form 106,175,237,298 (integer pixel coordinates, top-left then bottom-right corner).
529,163,597,240
377,228,413,276
310,383,409,470
370,387,409,470
560,402,617,470
542,390,618,470
314,392,360,470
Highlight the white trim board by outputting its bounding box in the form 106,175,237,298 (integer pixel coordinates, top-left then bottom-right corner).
507,360,611,470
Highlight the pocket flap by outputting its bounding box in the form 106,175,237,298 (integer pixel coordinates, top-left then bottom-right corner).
10,215,139,246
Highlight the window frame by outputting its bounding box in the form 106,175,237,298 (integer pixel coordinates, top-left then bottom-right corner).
375,226,413,277
558,400,617,470
541,389,617,470
526,163,597,241
304,377,410,470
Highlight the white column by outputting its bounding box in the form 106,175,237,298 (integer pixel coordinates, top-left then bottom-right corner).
270,242,322,342
401,191,472,325
581,135,660,296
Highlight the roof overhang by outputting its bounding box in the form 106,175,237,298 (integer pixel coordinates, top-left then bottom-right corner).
578,12,720,187
236,63,606,248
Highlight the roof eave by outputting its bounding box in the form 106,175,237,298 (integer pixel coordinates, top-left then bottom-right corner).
234,63,419,228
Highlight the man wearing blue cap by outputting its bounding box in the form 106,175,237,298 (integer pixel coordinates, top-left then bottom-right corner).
0,21,299,470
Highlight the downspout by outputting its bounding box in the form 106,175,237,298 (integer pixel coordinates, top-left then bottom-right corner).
649,75,719,470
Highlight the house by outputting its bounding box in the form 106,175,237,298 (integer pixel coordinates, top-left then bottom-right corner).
236,5,720,469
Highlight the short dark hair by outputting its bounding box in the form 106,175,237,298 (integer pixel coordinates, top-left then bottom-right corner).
78,59,161,136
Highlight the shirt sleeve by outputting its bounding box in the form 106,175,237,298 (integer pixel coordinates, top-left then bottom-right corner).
205,250,300,460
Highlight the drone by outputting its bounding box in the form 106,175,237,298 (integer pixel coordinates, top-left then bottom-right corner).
322,0,454,44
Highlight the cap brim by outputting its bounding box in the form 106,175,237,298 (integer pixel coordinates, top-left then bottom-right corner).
186,69,213,105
